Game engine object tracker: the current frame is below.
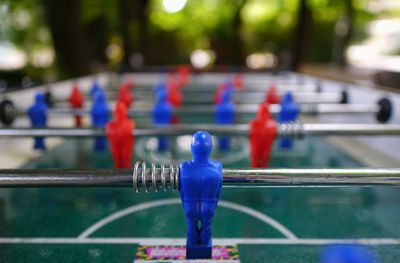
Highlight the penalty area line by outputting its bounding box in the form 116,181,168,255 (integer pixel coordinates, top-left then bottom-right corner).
0,237,398,245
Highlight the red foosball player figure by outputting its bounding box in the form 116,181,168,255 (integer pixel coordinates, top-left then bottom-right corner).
69,83,84,127
177,65,190,87
232,74,244,89
117,81,133,108
167,78,183,124
249,103,277,167
265,83,280,104
106,102,135,168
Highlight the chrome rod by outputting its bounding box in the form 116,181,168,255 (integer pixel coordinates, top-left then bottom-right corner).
0,167,399,188
42,103,378,117
1,123,400,137
132,83,317,92
130,92,343,104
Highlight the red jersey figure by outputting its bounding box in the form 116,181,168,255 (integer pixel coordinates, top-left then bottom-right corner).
177,65,190,87
69,83,84,127
117,81,133,108
106,102,135,168
167,78,183,107
233,74,244,89
167,78,183,124
249,103,277,167
265,83,280,104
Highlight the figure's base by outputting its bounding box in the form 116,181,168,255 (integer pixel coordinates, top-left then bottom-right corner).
135,245,240,262
186,244,212,259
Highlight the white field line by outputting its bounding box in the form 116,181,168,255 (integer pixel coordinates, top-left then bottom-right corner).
78,198,297,240
0,237,398,245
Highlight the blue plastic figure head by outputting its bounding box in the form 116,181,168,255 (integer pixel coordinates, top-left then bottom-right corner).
282,92,293,104
93,89,106,103
90,80,102,97
155,81,167,95
156,88,168,103
35,93,45,104
191,131,212,161
320,245,379,263
220,88,233,104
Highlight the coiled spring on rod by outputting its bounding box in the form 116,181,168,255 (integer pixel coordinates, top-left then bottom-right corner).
278,121,305,138
132,161,180,193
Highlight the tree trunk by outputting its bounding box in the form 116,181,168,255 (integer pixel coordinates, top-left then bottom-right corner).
213,0,246,66
42,0,90,78
338,0,354,66
117,0,134,71
291,0,313,71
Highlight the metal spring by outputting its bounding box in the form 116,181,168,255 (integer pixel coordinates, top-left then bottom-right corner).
132,161,180,193
278,121,304,138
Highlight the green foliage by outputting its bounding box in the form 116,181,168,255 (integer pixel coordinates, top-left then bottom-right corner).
0,0,55,80
240,0,298,54
149,0,243,50
1,0,400,80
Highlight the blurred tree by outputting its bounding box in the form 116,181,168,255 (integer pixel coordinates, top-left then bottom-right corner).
211,0,246,65
117,0,149,69
2,0,399,81
42,0,90,77
292,0,313,70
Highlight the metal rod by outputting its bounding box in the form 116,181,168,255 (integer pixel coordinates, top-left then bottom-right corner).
42,103,379,117
301,123,400,136
0,167,399,188
133,83,318,92
129,92,343,104
1,123,400,138
117,74,304,86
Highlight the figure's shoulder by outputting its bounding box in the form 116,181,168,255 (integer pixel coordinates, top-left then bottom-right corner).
180,160,191,170
210,160,222,172
180,160,193,175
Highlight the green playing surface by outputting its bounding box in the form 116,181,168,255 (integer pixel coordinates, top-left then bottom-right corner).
1,135,399,262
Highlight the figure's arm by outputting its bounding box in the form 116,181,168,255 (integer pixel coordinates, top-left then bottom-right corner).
179,164,185,201
215,162,223,207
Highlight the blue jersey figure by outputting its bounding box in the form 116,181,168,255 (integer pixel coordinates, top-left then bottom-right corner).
215,88,235,151
320,245,380,263
154,81,167,96
91,90,109,151
180,131,223,259
152,89,172,151
278,92,299,149
28,93,48,150
90,80,102,99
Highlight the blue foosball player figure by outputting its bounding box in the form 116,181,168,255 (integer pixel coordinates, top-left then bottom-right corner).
320,244,380,263
91,90,109,151
215,88,235,151
278,92,299,149
28,93,48,150
90,80,102,99
152,88,172,151
180,131,223,259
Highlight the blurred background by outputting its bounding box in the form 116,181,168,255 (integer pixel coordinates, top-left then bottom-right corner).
0,0,399,88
